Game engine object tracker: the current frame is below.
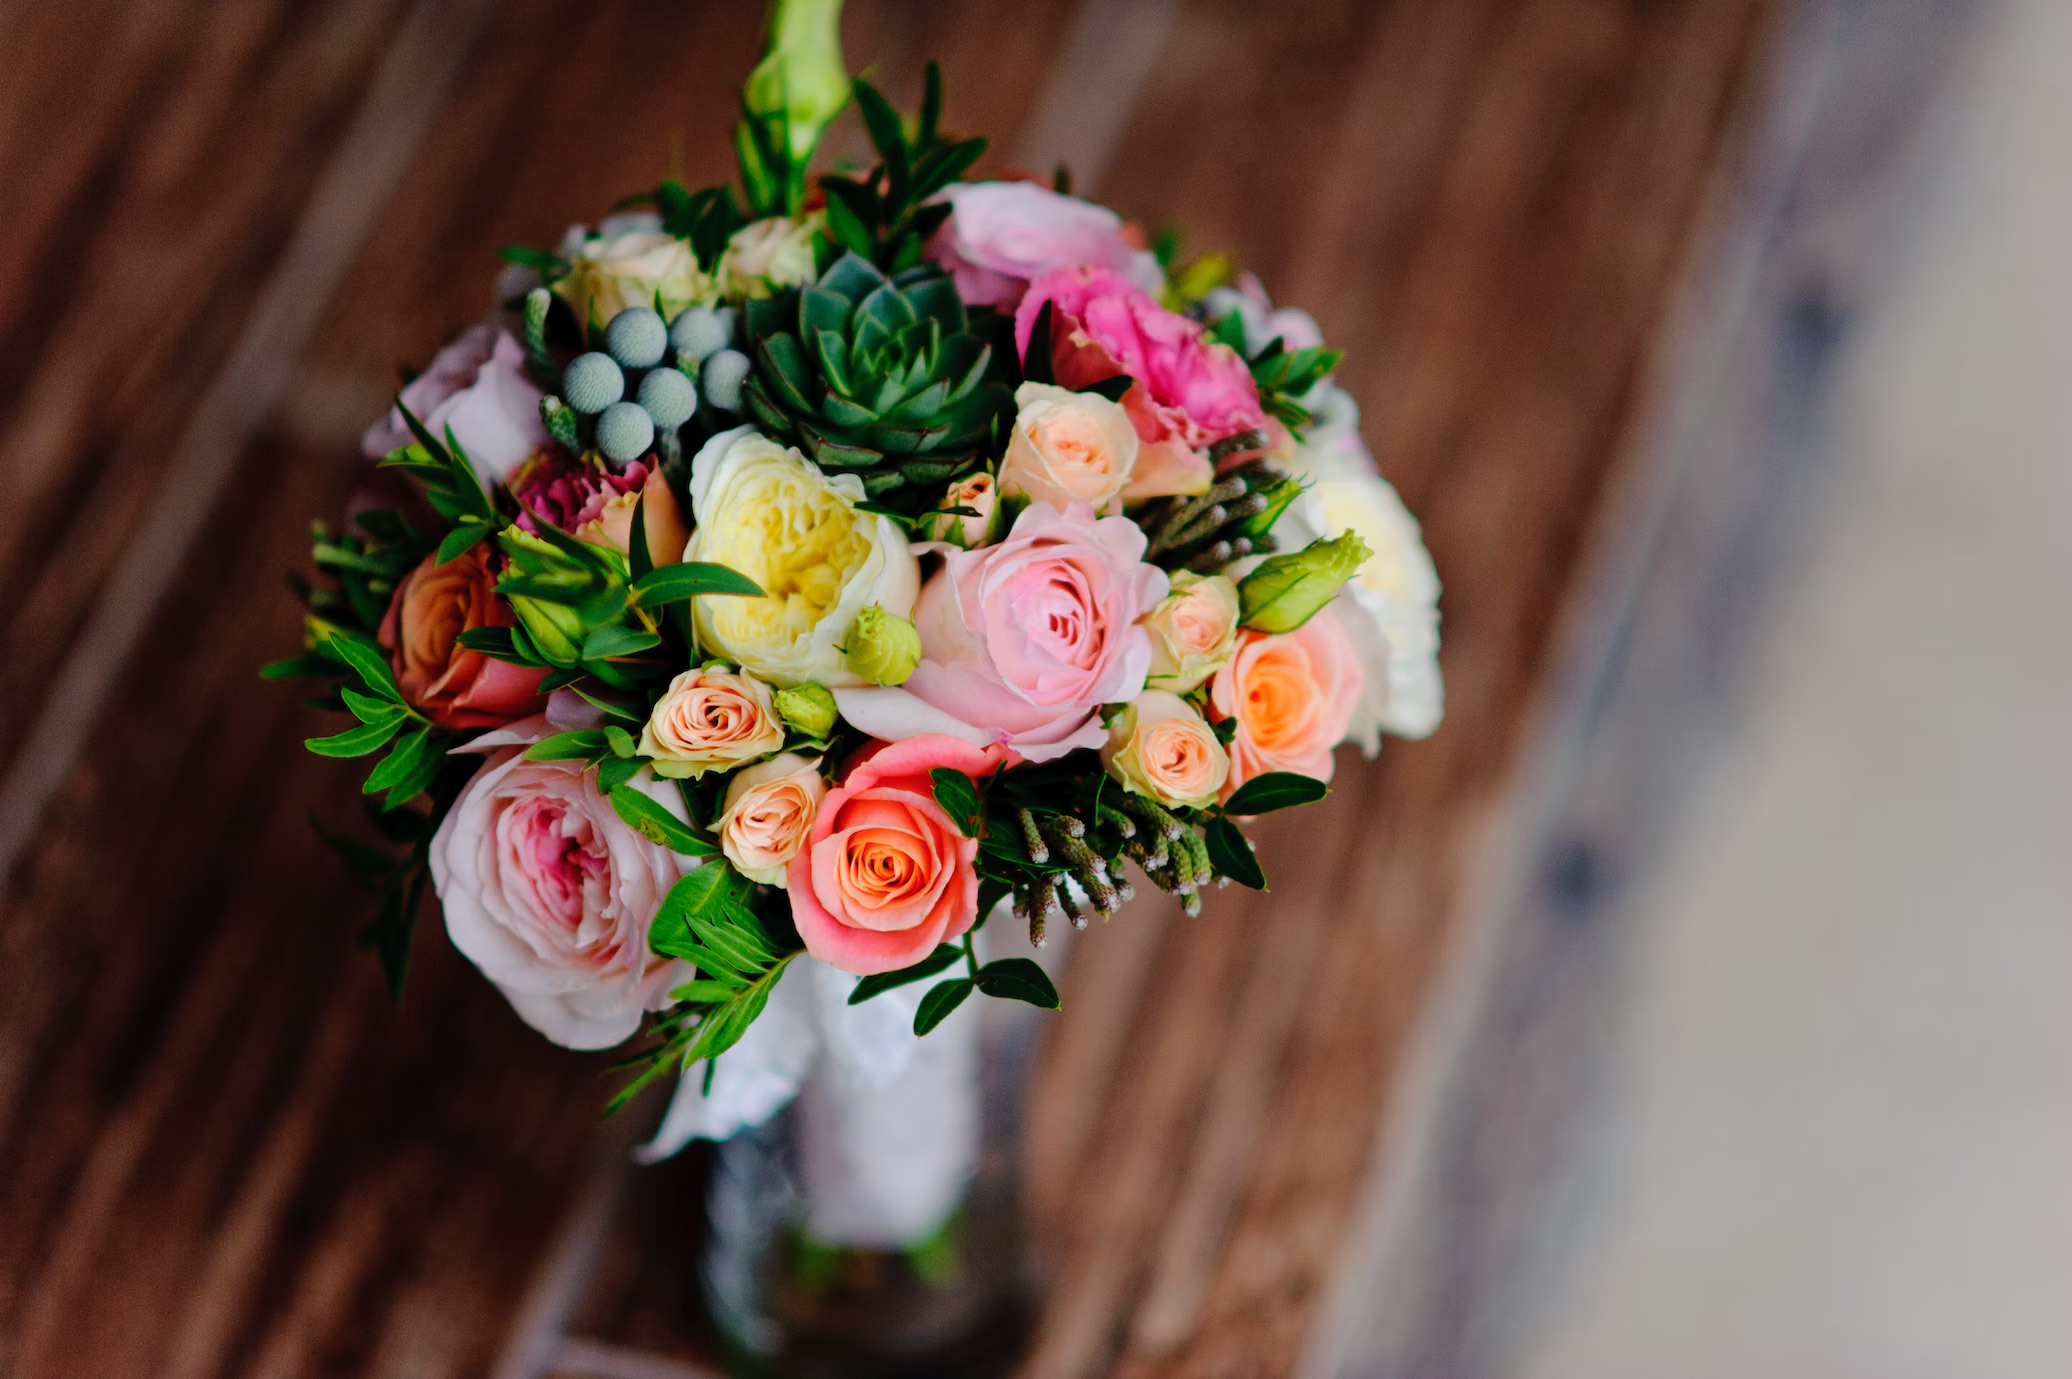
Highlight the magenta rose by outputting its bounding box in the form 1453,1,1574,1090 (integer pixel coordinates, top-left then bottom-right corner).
789,736,1014,975
361,325,550,485
926,180,1163,309
430,716,693,1048
836,502,1168,761
1014,266,1269,500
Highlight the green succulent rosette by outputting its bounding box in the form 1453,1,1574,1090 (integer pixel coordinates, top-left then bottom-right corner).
740,250,1012,504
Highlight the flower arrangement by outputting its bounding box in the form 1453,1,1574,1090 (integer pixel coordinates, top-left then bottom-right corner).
267,1,1442,1125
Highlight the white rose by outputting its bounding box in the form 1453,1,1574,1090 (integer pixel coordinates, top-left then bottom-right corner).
429,716,694,1050
719,215,821,298
556,229,710,328
1274,424,1443,748
683,426,921,687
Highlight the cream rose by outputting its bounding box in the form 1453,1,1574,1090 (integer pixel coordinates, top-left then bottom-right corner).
637,664,786,779
1102,691,1230,809
1143,571,1240,693
718,215,820,298
430,717,692,1049
715,752,827,885
683,426,920,687
557,229,710,327
998,381,1140,511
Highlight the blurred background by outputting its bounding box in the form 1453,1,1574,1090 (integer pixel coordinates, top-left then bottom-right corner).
0,1,2064,1376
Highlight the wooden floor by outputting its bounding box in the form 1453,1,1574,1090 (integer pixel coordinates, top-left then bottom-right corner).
0,1,1777,1375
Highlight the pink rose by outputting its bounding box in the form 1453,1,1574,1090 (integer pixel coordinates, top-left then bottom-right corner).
926,181,1163,309
511,454,689,563
788,736,1014,975
361,325,550,485
429,717,694,1049
835,502,1168,762
1014,267,1268,500
378,545,548,730
1206,606,1363,799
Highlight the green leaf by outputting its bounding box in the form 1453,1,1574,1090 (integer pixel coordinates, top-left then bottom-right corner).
913,977,973,1035
363,727,433,796
609,784,718,855
929,768,982,838
1203,814,1266,890
260,654,337,680
322,632,405,702
581,624,663,660
306,716,405,758
1081,374,1133,404
341,687,408,725
1023,300,1057,384
497,244,565,273
1221,771,1329,816
848,944,964,1004
975,957,1060,1010
630,561,766,606
435,521,494,566
595,754,644,792
524,729,610,762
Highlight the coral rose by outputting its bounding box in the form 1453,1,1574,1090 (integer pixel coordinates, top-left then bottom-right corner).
1102,691,1230,810
361,325,550,485
1206,606,1363,799
1014,266,1268,501
834,502,1168,762
430,717,693,1048
378,545,547,729
716,753,827,886
637,665,786,779
926,180,1164,309
788,736,1014,975
998,382,1140,512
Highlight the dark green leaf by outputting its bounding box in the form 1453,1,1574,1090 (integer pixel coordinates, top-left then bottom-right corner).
364,727,433,795
609,784,717,855
848,944,964,1004
524,729,610,762
1081,374,1133,404
581,624,663,660
306,716,405,758
1203,814,1266,890
630,561,765,606
260,654,337,680
323,633,405,702
435,521,494,566
1221,771,1329,816
929,768,983,838
341,687,407,725
975,957,1060,1010
913,977,973,1035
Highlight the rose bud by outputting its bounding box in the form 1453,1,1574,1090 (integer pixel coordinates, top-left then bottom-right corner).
846,604,922,686
1236,529,1373,634
1144,571,1241,694
378,545,547,729
773,682,838,738
918,470,1002,549
1101,690,1230,810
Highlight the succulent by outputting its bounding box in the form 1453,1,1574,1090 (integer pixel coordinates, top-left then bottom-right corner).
740,251,1011,501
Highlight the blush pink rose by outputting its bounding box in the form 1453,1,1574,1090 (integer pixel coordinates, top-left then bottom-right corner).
429,717,694,1049
926,181,1164,309
1014,266,1268,500
835,502,1168,762
361,325,550,485
788,736,1015,975
1206,606,1364,800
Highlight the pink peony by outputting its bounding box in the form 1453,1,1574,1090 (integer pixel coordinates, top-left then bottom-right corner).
1206,606,1364,800
788,736,1014,975
361,325,550,485
508,453,688,562
1014,266,1268,500
927,181,1164,309
430,717,694,1048
835,502,1168,762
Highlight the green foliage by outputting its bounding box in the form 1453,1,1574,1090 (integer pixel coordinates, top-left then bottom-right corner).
972,956,1059,1009
741,250,1010,507
378,403,500,563
847,943,964,1004
1221,771,1329,816
739,0,850,217
1202,813,1265,890
929,767,982,837
912,976,972,1035
817,65,987,273
1242,331,1343,431
610,862,803,1113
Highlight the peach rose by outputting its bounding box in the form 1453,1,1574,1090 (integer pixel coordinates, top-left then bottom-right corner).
378,545,547,730
788,735,1014,975
1102,691,1230,810
1143,572,1240,693
1207,606,1363,799
998,382,1140,512
716,753,827,886
637,665,786,779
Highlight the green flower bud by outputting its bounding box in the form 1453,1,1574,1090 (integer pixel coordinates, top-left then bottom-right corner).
497,528,589,667
774,682,838,738
846,604,921,685
1236,530,1372,634
744,0,850,168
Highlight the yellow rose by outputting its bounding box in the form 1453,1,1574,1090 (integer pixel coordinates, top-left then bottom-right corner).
637,664,786,779
682,426,920,687
1144,571,1240,693
557,230,710,328
999,381,1139,512
1101,691,1230,810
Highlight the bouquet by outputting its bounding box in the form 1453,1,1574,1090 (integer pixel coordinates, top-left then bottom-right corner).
267,0,1443,1136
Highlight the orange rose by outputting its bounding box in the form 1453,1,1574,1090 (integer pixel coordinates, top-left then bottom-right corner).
1206,606,1362,800
378,545,547,729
